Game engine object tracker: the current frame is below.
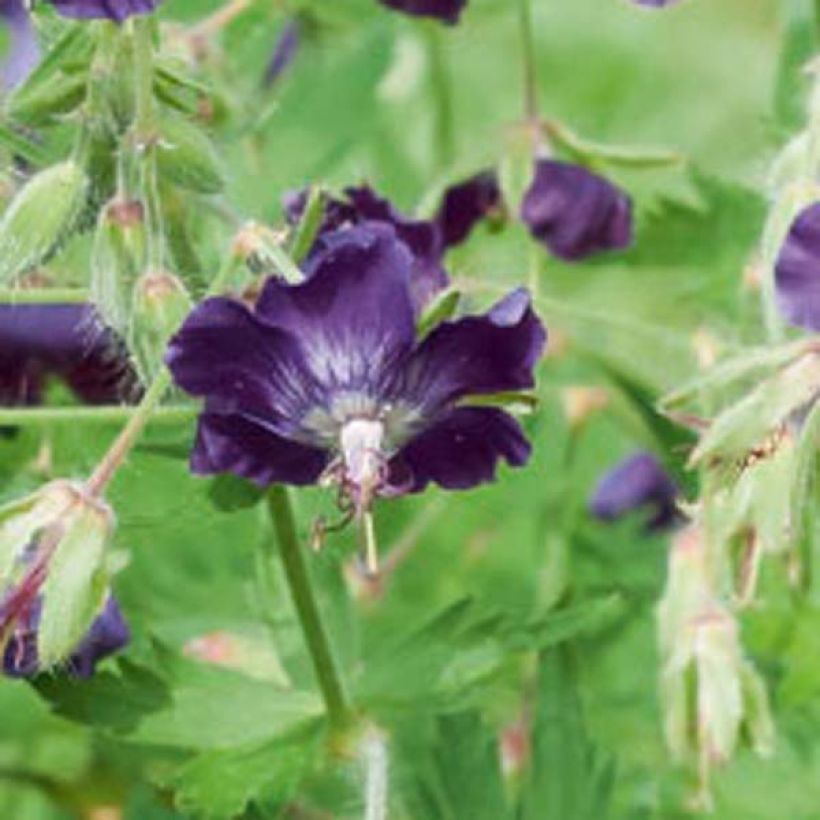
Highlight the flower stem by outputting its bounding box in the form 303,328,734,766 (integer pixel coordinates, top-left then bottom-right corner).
85,367,173,496
517,0,539,122
266,485,354,735
0,404,195,427
425,24,455,171
132,16,158,144
0,288,88,304
83,241,256,496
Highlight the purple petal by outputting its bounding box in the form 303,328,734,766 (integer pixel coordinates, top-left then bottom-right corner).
1,0,39,90
283,185,447,312
3,595,129,679
379,0,467,24
166,297,314,432
256,223,417,389
67,596,130,678
265,18,300,86
392,407,530,491
48,0,160,21
633,0,681,6
407,288,546,412
589,451,678,531
775,202,820,332
0,304,140,406
520,160,633,261
191,410,328,487
435,170,502,248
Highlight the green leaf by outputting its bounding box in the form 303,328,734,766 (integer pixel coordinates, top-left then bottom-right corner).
169,724,321,819
522,645,614,820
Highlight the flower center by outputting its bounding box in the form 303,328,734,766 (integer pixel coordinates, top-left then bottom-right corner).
339,417,386,507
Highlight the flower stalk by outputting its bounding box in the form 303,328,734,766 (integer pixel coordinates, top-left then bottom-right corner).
266,485,355,736
517,0,539,122
425,24,455,171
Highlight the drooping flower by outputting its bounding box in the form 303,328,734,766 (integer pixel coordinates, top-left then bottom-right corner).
1,0,39,90
378,0,467,24
3,595,129,678
47,0,160,22
520,160,633,261
265,18,300,86
774,202,820,332
435,170,503,248
0,303,140,406
589,451,678,530
284,185,448,312
167,224,545,507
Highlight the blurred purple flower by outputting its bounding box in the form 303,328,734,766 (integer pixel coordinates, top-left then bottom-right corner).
284,185,448,312
379,0,467,24
435,170,502,248
0,303,140,407
589,451,678,531
1,0,39,89
520,160,633,261
167,224,545,508
774,202,820,332
48,0,160,22
633,0,680,6
3,595,130,678
265,18,300,86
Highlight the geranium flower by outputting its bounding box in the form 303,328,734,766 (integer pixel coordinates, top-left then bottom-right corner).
1,0,38,89
774,202,820,332
378,0,467,24
47,0,160,22
0,303,140,406
3,595,129,677
520,160,633,261
589,451,678,530
167,224,546,510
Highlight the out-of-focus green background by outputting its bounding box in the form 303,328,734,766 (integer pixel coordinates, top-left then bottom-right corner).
3,1,819,818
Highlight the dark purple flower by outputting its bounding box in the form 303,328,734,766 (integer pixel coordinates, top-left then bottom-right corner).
633,0,680,6
1,0,39,90
379,0,467,24
3,596,130,678
520,160,633,261
284,185,448,313
47,0,160,22
265,18,300,86
168,224,545,506
435,170,503,248
0,303,140,406
774,202,820,332
589,451,678,531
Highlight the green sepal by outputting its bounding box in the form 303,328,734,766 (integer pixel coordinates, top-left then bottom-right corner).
37,501,111,669
458,390,539,416
416,287,460,339
156,115,225,195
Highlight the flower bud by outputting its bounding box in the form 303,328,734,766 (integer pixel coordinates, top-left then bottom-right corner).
91,197,147,332
156,115,225,195
7,72,87,125
0,161,88,282
130,270,192,381
0,480,115,670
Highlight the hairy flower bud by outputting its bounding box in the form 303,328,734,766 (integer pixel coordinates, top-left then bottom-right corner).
91,197,147,332
130,270,192,381
0,160,88,282
0,481,116,671
157,115,225,195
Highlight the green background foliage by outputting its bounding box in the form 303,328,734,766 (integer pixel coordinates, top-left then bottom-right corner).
2,0,819,817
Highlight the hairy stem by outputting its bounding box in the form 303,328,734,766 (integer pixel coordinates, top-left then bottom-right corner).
266,485,354,734
517,0,539,121
0,404,195,427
